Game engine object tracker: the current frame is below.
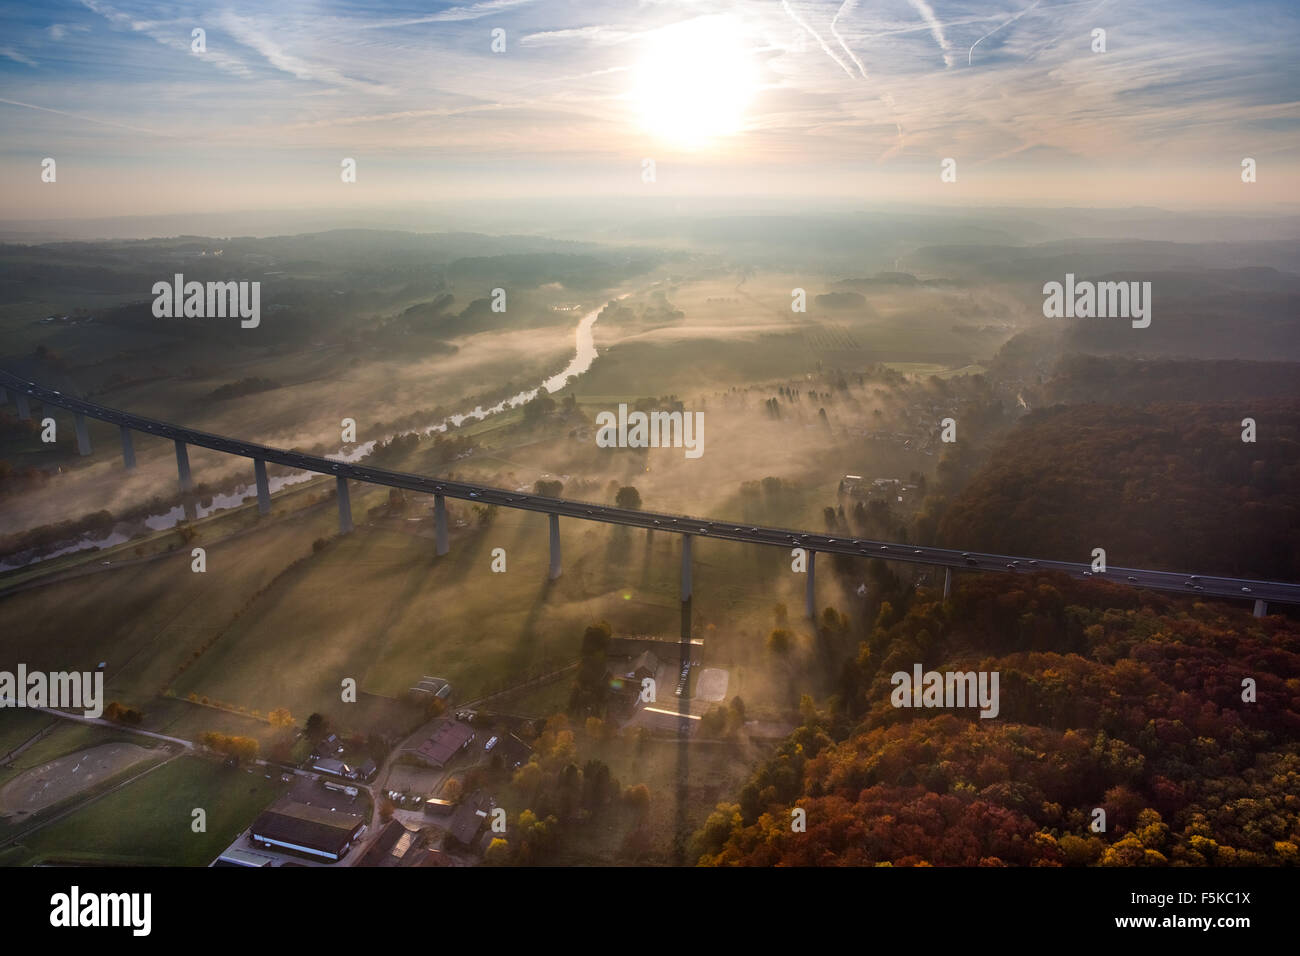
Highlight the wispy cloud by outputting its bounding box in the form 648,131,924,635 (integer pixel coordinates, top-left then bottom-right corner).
831,0,869,79
218,11,393,94
782,0,857,79
907,0,956,68
0,47,38,68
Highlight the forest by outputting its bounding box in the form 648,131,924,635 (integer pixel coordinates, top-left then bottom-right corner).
692,572,1300,866
936,401,1300,579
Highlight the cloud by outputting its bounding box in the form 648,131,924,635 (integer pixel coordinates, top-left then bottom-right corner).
78,0,255,78
48,23,90,42
907,0,956,68
782,0,857,79
0,47,38,67
968,0,1042,66
357,0,539,29
218,11,393,93
0,96,171,136
831,0,869,79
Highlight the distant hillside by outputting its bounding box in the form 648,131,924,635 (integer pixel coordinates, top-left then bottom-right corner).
1038,356,1300,405
693,574,1300,866
935,401,1300,580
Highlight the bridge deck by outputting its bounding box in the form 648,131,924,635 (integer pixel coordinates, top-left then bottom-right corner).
3,370,1298,607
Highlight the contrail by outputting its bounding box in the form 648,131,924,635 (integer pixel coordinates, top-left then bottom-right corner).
831,0,869,79
782,0,856,78
0,97,169,137
908,0,955,68
969,0,1042,66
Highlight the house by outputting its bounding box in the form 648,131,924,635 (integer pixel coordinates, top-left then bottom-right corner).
423,797,457,816
356,759,378,781
447,790,492,848
415,718,475,768
312,757,352,778
250,799,365,862
356,820,420,868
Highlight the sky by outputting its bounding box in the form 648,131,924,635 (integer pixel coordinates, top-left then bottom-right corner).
0,0,1296,221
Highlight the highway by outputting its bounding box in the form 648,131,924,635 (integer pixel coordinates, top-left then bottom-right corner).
3,370,1298,608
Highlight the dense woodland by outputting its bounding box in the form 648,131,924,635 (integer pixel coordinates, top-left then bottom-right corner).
936,401,1300,579
692,573,1300,866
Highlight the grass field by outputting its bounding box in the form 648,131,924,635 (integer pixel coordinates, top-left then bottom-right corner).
0,710,55,759
5,755,286,866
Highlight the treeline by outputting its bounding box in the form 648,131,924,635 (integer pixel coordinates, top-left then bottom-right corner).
200,732,259,762
491,714,654,864
692,573,1300,866
937,401,1300,580
1039,356,1300,406
207,377,280,401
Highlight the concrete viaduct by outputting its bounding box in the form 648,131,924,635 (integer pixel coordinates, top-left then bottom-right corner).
3,371,1298,620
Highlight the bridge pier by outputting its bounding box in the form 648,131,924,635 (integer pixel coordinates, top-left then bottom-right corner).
681,533,693,602
16,392,31,421
1254,599,1267,618
253,459,271,515
74,412,91,456
944,567,952,599
806,549,816,620
336,476,353,534
174,440,192,490
120,426,136,470
434,494,448,555
548,513,561,580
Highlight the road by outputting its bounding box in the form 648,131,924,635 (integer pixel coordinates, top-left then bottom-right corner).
3,370,1298,607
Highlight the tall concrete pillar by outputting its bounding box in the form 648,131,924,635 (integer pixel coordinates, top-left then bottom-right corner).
944,567,952,599
681,533,693,602
174,440,192,490
336,476,353,534
16,393,31,420
120,426,136,470
1254,599,1267,618
548,513,561,580
74,412,91,456
253,459,271,515
806,549,816,619
434,494,448,555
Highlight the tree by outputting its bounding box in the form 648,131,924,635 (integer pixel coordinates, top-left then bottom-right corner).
623,783,651,819
569,621,614,718
534,479,563,497
268,707,293,728
305,713,326,737
484,837,511,864
615,486,642,510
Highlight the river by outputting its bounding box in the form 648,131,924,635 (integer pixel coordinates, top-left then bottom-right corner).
1,303,608,571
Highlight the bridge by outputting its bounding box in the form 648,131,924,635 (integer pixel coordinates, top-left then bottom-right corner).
3,370,1297,619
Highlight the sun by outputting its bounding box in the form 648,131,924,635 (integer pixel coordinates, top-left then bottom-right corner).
631,16,759,149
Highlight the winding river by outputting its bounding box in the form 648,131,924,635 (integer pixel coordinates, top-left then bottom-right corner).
1,303,608,572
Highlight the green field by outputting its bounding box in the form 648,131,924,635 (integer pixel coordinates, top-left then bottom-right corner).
4,755,286,866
